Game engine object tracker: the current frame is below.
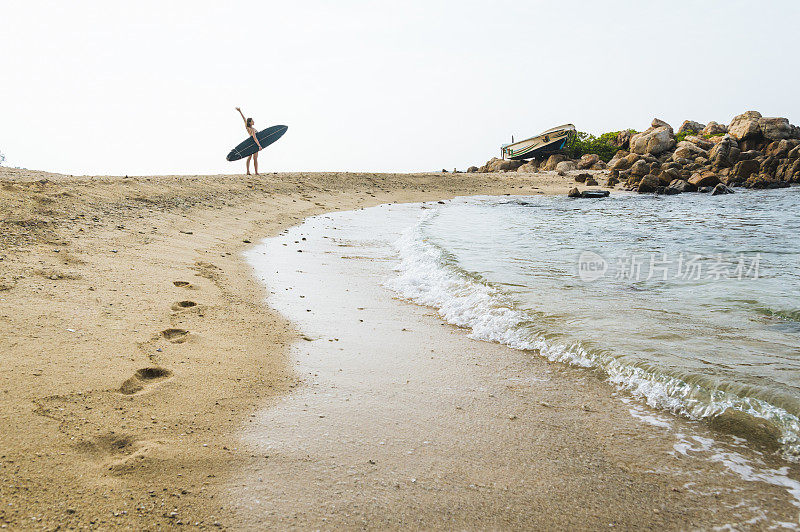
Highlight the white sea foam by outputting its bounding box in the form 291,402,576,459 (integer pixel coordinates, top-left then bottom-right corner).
385,210,800,460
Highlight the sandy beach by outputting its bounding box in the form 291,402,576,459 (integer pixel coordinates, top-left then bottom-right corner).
0,167,564,529
1,166,799,530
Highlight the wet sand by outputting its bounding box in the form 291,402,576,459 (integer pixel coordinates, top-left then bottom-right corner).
230,204,800,529
1,166,797,529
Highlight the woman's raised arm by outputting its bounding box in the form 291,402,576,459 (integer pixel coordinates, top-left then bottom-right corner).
235,107,247,127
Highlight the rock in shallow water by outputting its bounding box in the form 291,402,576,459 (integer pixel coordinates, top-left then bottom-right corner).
711,183,735,195
580,189,610,198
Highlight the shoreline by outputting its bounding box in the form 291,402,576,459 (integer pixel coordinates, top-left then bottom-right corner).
0,167,578,529
233,201,800,529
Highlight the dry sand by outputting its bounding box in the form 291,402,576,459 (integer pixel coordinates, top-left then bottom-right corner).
1,166,797,530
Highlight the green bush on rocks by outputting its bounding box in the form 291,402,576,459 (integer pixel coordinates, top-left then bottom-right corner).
565,131,622,162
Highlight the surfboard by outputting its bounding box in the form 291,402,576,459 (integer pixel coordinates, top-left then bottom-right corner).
226,125,288,161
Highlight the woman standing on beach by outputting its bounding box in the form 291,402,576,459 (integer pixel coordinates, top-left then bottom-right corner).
236,107,262,175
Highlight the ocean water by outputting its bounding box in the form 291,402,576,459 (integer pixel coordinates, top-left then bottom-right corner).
387,188,800,459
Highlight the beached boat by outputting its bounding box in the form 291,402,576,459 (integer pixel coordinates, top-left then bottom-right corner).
501,124,576,160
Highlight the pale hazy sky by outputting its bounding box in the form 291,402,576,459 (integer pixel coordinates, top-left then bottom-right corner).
1,0,798,176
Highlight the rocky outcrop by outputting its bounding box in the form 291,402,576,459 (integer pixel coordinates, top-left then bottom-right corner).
678,120,705,135
470,110,798,195
467,166,479,173
577,154,600,169
630,119,675,155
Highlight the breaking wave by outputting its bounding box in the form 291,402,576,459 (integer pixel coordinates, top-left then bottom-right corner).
386,211,800,460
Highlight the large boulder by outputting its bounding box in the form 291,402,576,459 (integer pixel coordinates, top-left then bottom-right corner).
630,159,650,177
745,173,790,189
580,189,609,198
759,117,793,141
728,111,763,141
542,153,566,171
684,135,714,150
611,130,634,149
765,140,796,158
701,121,728,136
467,166,479,173
488,158,524,172
555,160,577,173
651,118,674,136
678,120,706,135
673,141,709,160
775,158,800,182
630,126,675,155
660,167,681,185
637,174,660,193
688,171,721,187
666,179,696,194
479,158,498,172
709,136,740,168
726,159,760,185
517,160,539,173
711,184,735,195
737,150,761,161
577,153,600,169
609,152,639,170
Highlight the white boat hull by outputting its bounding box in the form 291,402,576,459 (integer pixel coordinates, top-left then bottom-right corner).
501,124,576,160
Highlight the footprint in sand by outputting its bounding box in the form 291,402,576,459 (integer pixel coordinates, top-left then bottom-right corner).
77,432,137,456
173,280,195,289
119,367,173,395
161,328,189,343
171,300,198,311
76,432,161,473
